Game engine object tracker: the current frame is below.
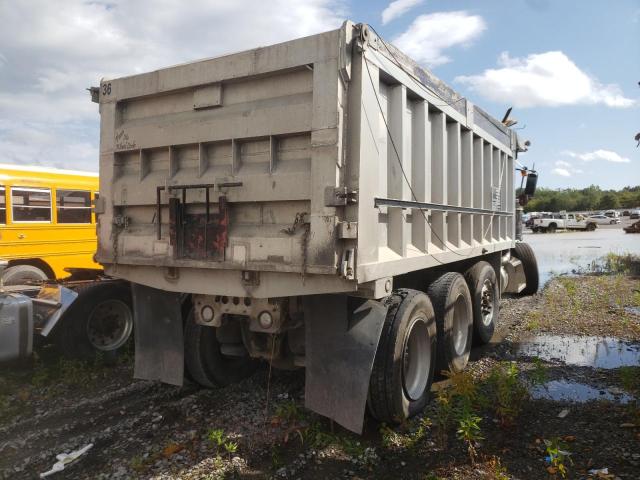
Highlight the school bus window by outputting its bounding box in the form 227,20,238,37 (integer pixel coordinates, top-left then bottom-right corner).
11,187,52,222
57,189,91,224
0,186,6,224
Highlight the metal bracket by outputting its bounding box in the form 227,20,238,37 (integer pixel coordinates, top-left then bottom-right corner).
337,221,358,239
113,214,129,229
325,186,358,207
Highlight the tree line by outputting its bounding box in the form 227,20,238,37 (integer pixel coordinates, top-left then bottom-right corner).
523,185,640,213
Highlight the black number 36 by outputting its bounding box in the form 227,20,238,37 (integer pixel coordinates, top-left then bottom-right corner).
102,83,112,95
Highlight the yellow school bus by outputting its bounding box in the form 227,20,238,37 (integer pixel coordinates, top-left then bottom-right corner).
0,164,100,283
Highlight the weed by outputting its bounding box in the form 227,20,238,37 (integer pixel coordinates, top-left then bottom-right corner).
339,437,366,458
270,443,284,471
130,455,148,473
618,366,640,394
529,357,549,386
456,408,483,464
305,421,335,449
423,473,444,480
447,370,478,408
224,440,238,458
434,389,453,448
601,253,640,275
487,362,528,427
558,277,577,300
274,400,306,424
526,318,541,331
379,423,402,449
485,456,510,480
273,400,307,444
207,428,226,449
544,437,573,478
406,417,432,450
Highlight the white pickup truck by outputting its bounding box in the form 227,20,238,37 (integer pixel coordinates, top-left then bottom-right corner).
532,213,597,233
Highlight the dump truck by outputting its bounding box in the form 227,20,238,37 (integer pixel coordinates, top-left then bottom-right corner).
92,21,539,433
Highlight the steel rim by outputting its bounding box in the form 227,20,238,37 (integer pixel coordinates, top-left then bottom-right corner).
402,316,430,401
480,279,495,327
86,299,133,351
452,294,470,355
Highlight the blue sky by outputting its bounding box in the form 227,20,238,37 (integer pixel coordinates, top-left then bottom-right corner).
0,0,638,190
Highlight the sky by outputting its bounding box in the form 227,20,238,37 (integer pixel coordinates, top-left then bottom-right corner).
0,0,638,190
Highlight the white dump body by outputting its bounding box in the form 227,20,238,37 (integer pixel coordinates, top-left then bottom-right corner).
96,21,520,299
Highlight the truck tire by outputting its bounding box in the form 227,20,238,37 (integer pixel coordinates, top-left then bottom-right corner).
368,289,437,424
54,282,134,360
427,273,473,374
184,309,257,388
547,223,557,233
512,242,539,296
464,261,499,345
2,265,48,285
586,222,596,231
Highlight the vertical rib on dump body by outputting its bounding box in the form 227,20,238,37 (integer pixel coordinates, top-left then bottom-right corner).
96,21,520,299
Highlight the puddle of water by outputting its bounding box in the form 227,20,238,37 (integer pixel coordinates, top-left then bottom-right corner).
517,334,640,369
624,306,640,316
523,230,640,286
530,380,635,404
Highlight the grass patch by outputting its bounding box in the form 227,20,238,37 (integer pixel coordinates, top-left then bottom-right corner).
0,351,129,423
522,273,640,338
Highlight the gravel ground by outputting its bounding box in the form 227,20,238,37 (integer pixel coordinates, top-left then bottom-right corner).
1,272,639,480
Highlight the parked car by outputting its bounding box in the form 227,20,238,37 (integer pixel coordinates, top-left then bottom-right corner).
630,210,640,220
622,210,630,216
588,214,620,225
604,210,620,219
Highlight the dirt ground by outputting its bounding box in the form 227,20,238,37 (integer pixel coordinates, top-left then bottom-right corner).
1,272,639,480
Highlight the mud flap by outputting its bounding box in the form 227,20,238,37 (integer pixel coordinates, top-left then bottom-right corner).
132,283,184,386
303,295,388,434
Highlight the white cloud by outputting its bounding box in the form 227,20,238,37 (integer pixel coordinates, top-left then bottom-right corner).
564,149,631,163
0,0,346,170
392,12,486,66
553,160,582,176
381,0,424,25
455,51,636,108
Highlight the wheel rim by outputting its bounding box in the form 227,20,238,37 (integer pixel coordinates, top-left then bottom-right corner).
480,279,495,326
402,317,431,401
452,294,470,355
86,299,133,351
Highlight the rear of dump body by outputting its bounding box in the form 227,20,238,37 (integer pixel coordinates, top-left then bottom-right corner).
96,21,519,299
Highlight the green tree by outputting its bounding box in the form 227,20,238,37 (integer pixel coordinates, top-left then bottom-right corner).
598,193,620,210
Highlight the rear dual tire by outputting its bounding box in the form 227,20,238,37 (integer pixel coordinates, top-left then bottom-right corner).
369,277,475,424
428,273,474,374
368,289,437,424
184,309,258,388
465,262,499,345
512,242,539,296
